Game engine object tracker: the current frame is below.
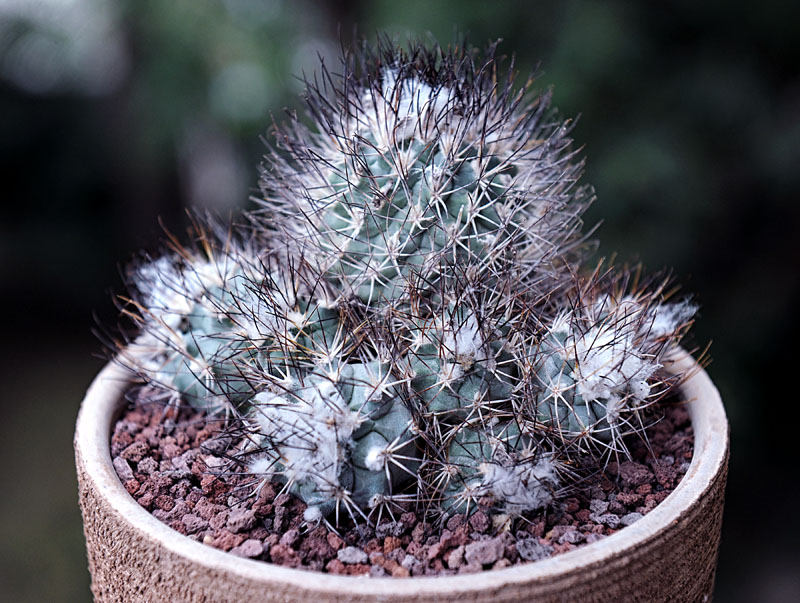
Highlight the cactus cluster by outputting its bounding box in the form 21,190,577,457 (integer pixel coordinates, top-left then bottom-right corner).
115,41,696,528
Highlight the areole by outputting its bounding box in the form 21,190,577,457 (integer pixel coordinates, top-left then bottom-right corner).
75,348,728,602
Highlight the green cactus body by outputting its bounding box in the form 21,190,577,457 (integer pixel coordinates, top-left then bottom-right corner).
441,422,558,516
532,331,609,438
313,134,510,306
530,298,691,444
249,360,419,518
407,305,514,419
128,253,279,409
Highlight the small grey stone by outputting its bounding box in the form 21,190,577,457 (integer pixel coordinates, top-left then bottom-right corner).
337,546,368,565
375,521,404,539
446,545,465,569
369,565,387,577
161,501,190,523
558,529,586,545
548,525,574,540
169,454,192,478
279,529,299,548
229,539,263,558
118,420,139,434
209,510,229,531
112,457,134,482
151,509,170,523
589,499,609,515
401,553,423,574
386,547,405,563
620,512,644,527
182,513,209,534
464,537,504,566
200,435,233,453
608,500,626,515
227,508,257,533
515,537,553,561
585,533,606,544
596,513,621,529
137,457,158,475
368,551,384,564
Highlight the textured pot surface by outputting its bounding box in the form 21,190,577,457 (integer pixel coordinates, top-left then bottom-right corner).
75,349,728,602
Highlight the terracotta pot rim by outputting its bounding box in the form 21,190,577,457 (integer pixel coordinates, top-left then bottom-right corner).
74,348,727,597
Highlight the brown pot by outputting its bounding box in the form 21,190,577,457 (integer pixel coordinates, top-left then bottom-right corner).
75,348,728,602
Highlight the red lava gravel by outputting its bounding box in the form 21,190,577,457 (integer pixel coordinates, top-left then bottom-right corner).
111,387,694,577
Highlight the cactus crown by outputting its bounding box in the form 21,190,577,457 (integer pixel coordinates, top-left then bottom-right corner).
115,40,696,527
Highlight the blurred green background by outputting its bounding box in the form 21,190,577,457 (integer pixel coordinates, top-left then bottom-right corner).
1,0,798,600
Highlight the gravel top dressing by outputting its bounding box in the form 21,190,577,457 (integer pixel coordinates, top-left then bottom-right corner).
111,386,694,577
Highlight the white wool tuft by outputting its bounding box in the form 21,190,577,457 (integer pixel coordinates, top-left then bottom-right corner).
251,380,360,498
646,301,697,339
248,457,274,476
543,295,695,425
303,505,323,523
480,453,559,514
568,321,658,404
442,311,488,365
364,447,385,472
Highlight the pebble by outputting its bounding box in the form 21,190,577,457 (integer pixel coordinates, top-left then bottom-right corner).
446,545,465,569
337,546,368,565
464,537,504,566
557,529,585,545
516,537,553,561
620,512,644,527
326,532,344,551
595,513,621,529
120,441,149,463
112,457,134,482
370,565,387,577
280,529,299,548
589,499,609,515
181,514,208,534
270,543,300,567
469,511,489,533
230,539,263,558
227,508,257,533
608,500,626,515
619,461,654,488
400,554,421,575
375,521,404,539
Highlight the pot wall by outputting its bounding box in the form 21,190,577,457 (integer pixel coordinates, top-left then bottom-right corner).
75,350,728,602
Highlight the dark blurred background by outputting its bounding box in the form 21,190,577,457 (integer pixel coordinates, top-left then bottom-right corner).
1,0,797,600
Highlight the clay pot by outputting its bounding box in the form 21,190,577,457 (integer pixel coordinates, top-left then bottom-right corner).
75,349,728,602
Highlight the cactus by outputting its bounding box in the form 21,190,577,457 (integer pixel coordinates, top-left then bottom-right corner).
260,43,592,308
437,421,560,516
113,40,698,528
525,278,697,456
120,236,268,410
247,362,418,522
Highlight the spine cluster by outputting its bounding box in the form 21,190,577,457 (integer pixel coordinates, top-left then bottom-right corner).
115,41,696,527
